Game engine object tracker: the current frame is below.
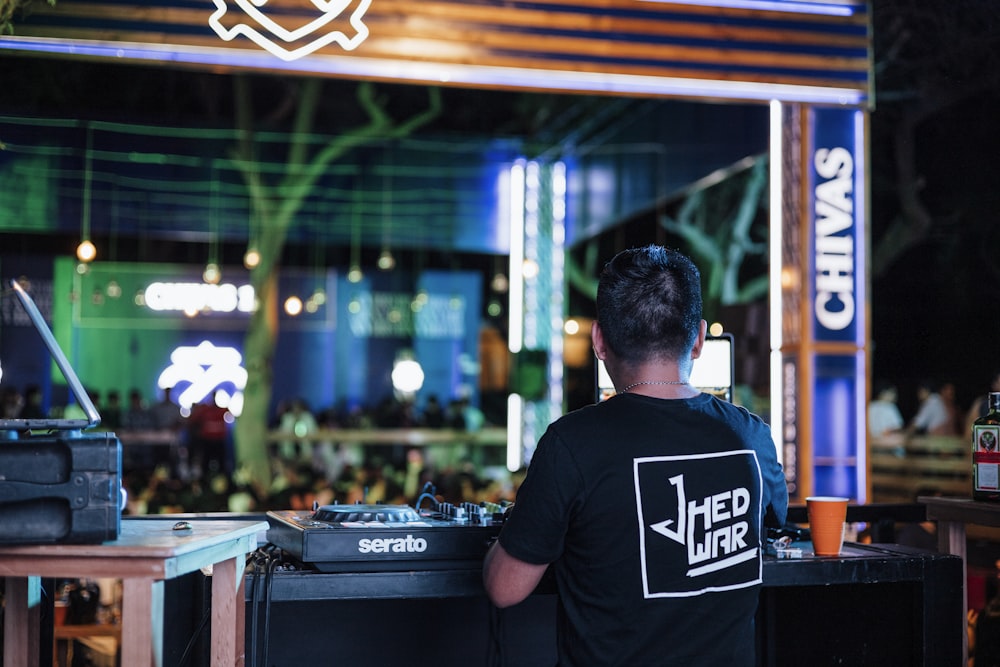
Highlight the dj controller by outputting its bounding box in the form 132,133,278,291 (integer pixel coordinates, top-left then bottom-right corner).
266,500,509,572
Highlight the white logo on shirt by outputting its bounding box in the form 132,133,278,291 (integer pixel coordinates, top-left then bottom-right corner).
634,450,763,598
647,474,756,577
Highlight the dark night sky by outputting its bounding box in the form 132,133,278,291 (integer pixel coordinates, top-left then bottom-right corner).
869,92,1000,419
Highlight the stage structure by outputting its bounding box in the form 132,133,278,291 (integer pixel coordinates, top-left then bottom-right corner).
1,0,873,501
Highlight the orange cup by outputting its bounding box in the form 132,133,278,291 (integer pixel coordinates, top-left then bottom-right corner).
53,600,69,626
806,496,849,556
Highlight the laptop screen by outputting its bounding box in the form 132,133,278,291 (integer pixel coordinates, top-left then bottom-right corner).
596,334,735,403
0,279,101,431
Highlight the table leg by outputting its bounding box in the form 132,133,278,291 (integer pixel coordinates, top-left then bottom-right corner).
936,519,969,666
3,576,40,667
211,556,245,667
121,578,163,667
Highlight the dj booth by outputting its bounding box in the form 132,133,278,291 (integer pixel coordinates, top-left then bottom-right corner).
239,541,961,667
229,501,962,666
26,510,961,666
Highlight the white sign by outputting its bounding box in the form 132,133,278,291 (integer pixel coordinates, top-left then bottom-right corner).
208,0,372,61
813,146,855,332
144,282,255,314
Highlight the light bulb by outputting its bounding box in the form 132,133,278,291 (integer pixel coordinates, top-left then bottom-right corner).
244,248,261,269
76,240,97,263
203,262,221,284
377,249,395,270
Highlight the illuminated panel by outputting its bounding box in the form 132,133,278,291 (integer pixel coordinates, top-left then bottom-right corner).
507,161,525,354
548,162,567,414
812,355,858,498
768,99,784,462
523,161,540,351
0,38,867,106
1,0,870,106
807,105,865,501
507,393,523,472
157,340,248,416
639,0,862,16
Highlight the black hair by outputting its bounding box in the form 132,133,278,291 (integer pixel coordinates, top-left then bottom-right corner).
595,245,702,365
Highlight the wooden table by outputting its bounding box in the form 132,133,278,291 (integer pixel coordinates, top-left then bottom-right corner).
0,518,266,667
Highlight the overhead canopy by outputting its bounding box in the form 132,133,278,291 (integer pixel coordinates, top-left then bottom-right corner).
2,0,870,106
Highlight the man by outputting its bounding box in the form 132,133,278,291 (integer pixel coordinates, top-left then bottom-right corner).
905,380,952,436
868,381,904,438
483,245,788,666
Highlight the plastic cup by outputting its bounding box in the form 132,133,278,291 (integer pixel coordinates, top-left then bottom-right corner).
54,600,68,626
806,496,849,556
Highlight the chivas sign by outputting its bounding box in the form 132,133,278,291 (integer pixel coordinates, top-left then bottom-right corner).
809,107,864,345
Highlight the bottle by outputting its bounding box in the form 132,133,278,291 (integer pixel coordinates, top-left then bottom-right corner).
973,392,1000,502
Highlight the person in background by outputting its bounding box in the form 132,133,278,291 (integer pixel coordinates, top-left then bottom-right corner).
1,385,24,418
187,398,229,480
102,390,122,429
149,386,183,432
966,370,1000,439
421,394,445,428
277,397,318,462
483,245,788,666
939,382,963,436
906,379,953,436
868,381,904,438
20,384,45,419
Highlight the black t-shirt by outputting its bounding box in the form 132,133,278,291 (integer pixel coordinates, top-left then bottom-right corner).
498,392,788,666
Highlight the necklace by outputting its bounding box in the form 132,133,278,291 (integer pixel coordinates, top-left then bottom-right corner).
620,380,689,393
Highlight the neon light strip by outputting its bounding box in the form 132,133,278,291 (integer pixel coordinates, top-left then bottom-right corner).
852,108,867,503
637,0,860,17
549,162,567,412
506,393,523,472
0,37,867,106
523,161,539,350
768,99,784,461
508,161,525,354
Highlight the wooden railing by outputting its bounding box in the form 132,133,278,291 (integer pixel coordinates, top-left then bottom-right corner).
264,427,507,447
870,433,970,503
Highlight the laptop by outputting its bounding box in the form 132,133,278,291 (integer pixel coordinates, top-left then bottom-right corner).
0,278,102,431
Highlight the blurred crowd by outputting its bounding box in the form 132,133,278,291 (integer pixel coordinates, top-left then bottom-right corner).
0,381,514,516
868,370,1000,440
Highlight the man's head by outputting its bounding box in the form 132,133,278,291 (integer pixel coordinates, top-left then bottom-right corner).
595,245,704,369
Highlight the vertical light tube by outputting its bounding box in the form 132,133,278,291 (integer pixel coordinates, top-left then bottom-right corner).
768,99,784,462
508,161,526,354
853,109,867,502
507,393,524,472
549,161,567,414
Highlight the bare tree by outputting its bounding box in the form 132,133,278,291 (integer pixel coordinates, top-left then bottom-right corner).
658,156,769,323
228,77,441,486
871,0,1000,278
1,0,52,33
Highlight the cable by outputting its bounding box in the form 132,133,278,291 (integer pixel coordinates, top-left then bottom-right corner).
247,547,272,667
246,545,288,667
176,606,211,667
414,481,440,512
261,554,279,667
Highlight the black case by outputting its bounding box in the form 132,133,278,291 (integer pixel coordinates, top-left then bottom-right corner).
0,431,122,544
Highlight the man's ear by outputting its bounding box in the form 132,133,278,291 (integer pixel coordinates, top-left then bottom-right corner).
690,319,708,360
591,321,607,361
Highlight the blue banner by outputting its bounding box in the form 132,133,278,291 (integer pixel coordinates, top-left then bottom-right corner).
808,107,864,345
